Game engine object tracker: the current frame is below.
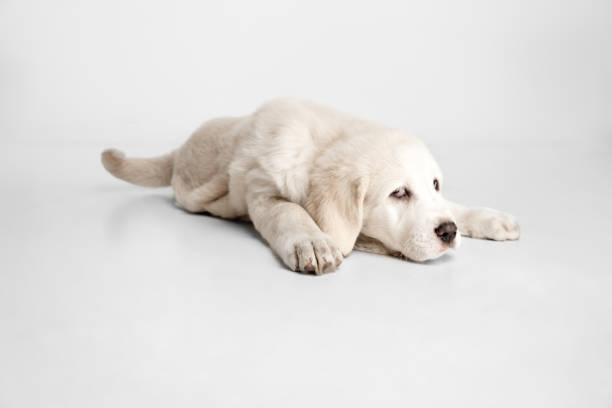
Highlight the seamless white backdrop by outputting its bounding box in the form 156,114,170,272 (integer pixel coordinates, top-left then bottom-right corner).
1,1,612,408
1,0,610,146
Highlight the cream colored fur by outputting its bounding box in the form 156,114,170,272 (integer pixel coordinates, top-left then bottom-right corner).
101,98,520,274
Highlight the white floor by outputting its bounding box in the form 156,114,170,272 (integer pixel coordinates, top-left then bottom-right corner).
1,138,611,408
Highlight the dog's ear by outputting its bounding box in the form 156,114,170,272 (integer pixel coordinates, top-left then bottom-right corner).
306,175,368,255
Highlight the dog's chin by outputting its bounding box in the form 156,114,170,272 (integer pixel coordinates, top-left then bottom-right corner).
402,240,459,262
403,249,445,263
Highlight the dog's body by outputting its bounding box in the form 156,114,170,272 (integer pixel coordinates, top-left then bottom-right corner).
102,98,519,274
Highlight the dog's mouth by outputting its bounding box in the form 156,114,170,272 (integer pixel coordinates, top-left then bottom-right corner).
400,236,461,262
442,241,457,250
354,233,459,263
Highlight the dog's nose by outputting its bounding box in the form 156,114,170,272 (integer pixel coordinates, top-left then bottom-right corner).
435,221,457,244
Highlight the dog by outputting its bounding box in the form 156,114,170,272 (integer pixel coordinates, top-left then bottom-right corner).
102,98,519,274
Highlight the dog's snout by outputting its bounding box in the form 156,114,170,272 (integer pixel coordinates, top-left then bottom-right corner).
435,221,457,244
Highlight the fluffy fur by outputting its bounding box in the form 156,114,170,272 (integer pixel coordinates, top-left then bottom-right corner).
102,98,520,274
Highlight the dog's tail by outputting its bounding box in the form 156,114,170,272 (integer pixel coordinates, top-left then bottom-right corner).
101,148,175,187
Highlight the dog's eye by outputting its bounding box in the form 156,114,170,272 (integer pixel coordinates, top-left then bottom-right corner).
433,178,440,191
390,187,411,200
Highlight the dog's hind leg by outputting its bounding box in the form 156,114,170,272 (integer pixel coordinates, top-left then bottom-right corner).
172,175,241,219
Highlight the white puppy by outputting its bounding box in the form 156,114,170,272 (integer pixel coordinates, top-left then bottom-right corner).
102,98,519,274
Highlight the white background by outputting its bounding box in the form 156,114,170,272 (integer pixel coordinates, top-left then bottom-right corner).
1,0,611,146
1,1,611,407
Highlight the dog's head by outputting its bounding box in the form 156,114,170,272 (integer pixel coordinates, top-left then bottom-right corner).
307,131,459,262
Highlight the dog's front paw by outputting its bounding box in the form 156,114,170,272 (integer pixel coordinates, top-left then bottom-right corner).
281,234,344,275
469,209,520,241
